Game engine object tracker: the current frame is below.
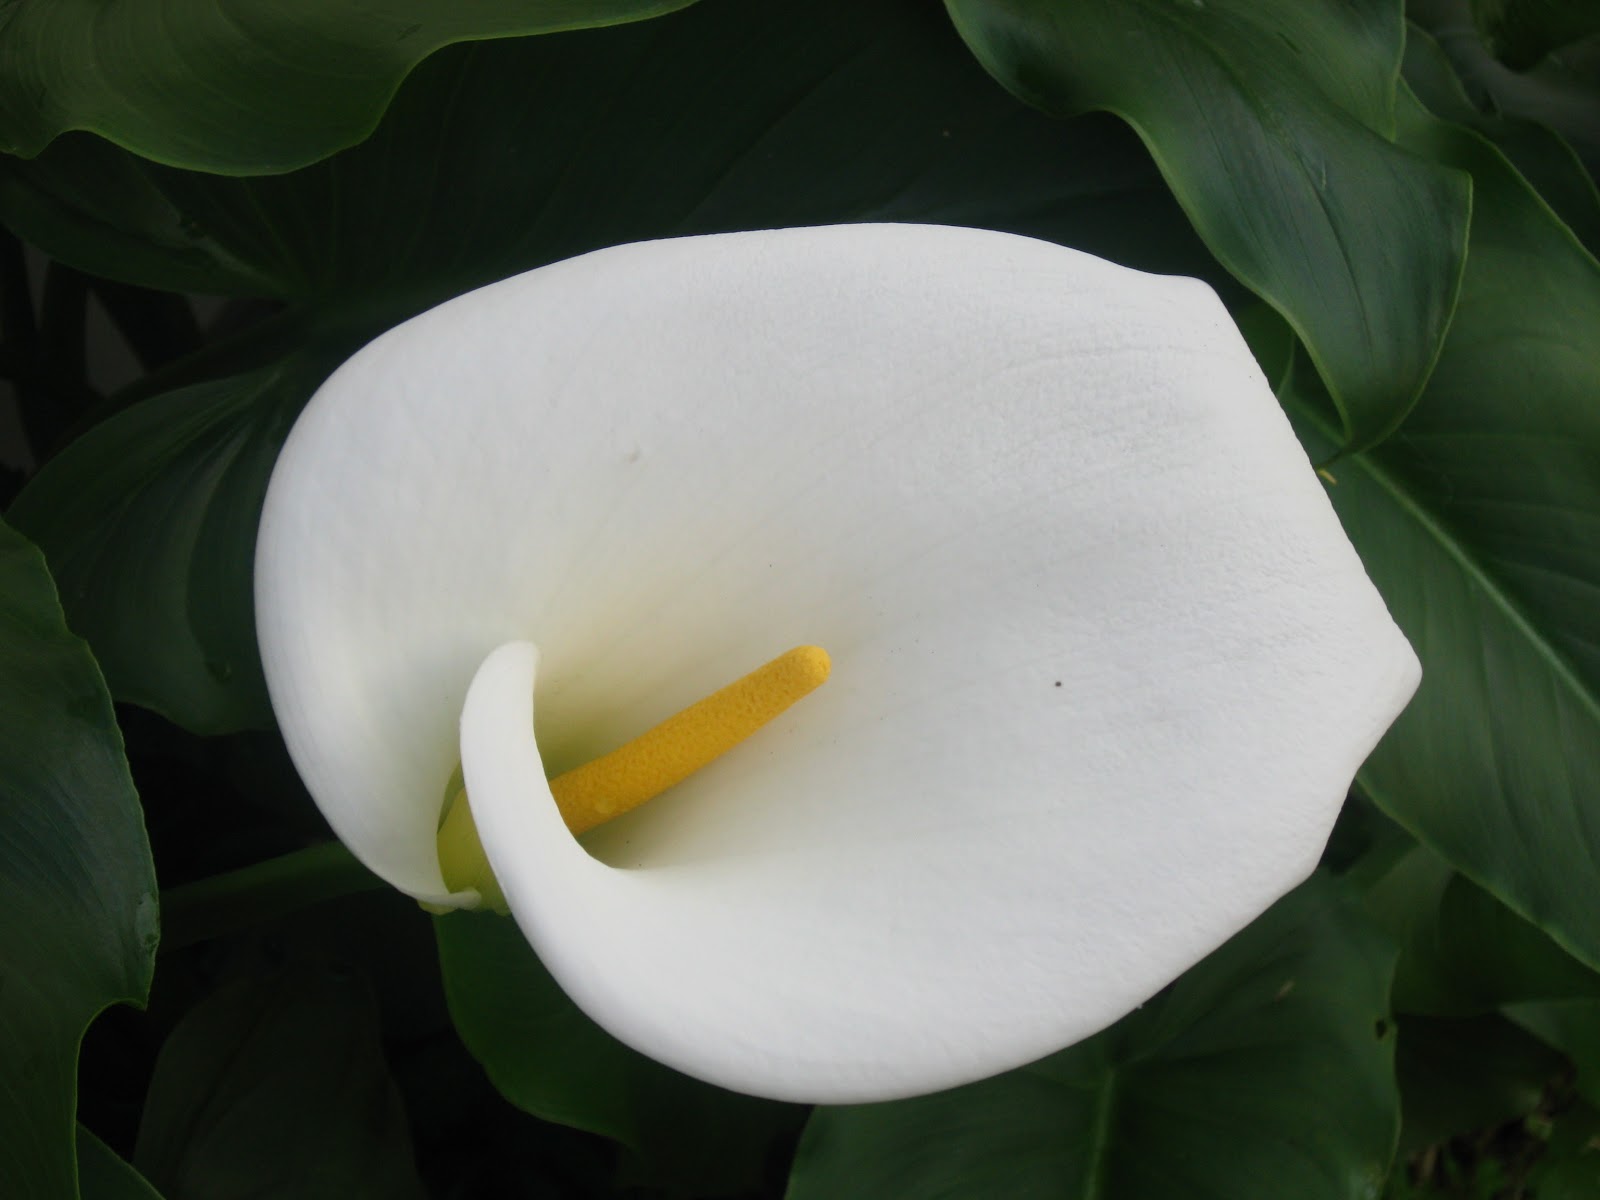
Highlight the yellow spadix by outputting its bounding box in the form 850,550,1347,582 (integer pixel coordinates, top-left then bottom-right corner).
437,645,831,909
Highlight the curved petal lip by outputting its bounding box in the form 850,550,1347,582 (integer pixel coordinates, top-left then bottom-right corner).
256,223,1420,1101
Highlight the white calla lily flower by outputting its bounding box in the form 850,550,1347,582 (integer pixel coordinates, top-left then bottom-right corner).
256,224,1418,1104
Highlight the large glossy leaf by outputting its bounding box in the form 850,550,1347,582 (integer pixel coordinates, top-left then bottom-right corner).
2,0,1217,736
436,913,635,1145
0,1,697,174
0,143,289,297
1392,1014,1566,1153
1525,1100,1600,1198
1363,843,1600,1016
78,1129,164,1200
788,875,1397,1200
132,963,425,1200
944,0,1470,450
1404,24,1600,254
0,0,1216,312
1504,999,1600,1108
1280,93,1600,968
1416,0,1600,176
1468,0,1600,68
436,912,803,1197
0,519,157,1200
8,355,340,733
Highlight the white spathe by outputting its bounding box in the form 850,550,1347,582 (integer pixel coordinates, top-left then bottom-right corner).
255,223,1418,1104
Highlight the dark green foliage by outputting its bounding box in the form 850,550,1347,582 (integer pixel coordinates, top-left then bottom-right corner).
0,0,700,172
8,361,336,732
790,876,1399,1200
1,0,1212,737
0,521,157,1199
132,962,426,1200
1284,87,1600,973
78,1127,164,1200
2,0,1597,1193
438,913,806,1196
946,0,1471,449
1414,0,1600,178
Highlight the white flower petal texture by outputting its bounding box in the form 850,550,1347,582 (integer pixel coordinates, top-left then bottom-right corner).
256,224,1419,1103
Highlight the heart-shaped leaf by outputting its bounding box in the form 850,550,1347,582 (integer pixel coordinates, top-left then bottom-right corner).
0,0,698,173
1524,1100,1600,1198
3,0,1218,735
436,912,804,1197
1415,0,1600,177
8,356,339,733
0,519,157,1200
1404,23,1600,254
1392,1014,1566,1153
1467,0,1600,68
1,0,1215,312
1504,999,1600,1109
133,962,425,1200
945,0,1471,450
1364,843,1600,1016
78,1129,165,1200
1280,90,1600,970
788,875,1397,1200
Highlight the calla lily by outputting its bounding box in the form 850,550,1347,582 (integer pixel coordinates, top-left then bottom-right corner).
255,223,1419,1104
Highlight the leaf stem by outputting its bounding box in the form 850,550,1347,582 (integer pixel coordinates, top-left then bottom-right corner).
160,841,385,952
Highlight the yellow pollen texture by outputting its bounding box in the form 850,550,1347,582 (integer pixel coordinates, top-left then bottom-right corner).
552,644,831,835
437,645,830,906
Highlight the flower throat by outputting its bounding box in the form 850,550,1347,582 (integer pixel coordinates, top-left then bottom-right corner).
436,645,831,909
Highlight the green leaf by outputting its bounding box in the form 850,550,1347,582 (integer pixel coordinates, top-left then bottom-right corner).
1392,1014,1566,1154
133,962,425,1200
0,0,1215,310
435,913,635,1144
4,0,1219,738
436,912,804,1197
1505,999,1600,1109
1468,0,1600,68
0,518,157,1200
944,0,1471,450
78,1128,165,1200
1415,0,1600,177
1404,23,1600,254
1524,1100,1600,1199
158,843,384,953
788,874,1398,1200
1363,843,1600,1016
0,1,699,174
0,140,289,297
1279,91,1600,970
7,354,339,734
